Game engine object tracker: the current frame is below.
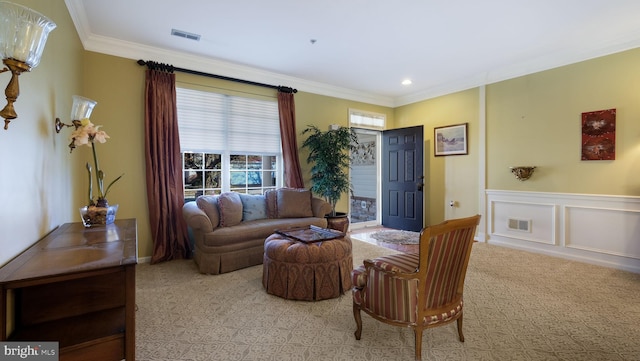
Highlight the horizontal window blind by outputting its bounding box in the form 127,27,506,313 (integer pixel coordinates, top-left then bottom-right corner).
176,87,280,154
227,96,280,153
349,109,385,129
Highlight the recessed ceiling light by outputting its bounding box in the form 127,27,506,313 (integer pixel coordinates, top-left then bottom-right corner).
402,79,412,86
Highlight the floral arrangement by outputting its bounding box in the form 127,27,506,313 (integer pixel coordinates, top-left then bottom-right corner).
70,119,123,207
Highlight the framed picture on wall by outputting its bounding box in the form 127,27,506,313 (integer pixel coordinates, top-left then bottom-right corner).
581,108,615,161
434,123,468,156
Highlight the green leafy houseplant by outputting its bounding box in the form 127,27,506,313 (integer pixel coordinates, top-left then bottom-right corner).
301,125,357,216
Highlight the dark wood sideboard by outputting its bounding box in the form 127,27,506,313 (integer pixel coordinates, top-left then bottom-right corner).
0,218,138,361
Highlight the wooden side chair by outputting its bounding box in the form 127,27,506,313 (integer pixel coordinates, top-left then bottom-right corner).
351,215,481,361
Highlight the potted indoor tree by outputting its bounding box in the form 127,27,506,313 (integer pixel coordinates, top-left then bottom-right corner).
301,124,357,232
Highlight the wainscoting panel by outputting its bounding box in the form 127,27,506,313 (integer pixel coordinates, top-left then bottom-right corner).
565,205,640,258
486,190,640,273
490,200,556,245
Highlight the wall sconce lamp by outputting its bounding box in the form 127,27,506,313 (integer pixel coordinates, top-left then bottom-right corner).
55,95,97,151
0,2,56,130
510,166,536,181
55,95,98,133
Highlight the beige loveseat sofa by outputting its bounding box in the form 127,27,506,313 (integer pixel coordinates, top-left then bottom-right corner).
182,188,332,274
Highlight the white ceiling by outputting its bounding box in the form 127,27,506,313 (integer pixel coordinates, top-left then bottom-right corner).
65,0,640,107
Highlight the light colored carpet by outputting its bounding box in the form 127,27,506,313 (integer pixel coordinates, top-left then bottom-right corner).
136,238,640,361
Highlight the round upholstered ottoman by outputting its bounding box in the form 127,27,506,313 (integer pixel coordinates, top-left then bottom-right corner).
262,233,353,301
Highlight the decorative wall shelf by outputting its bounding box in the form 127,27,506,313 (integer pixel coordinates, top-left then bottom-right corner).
510,166,536,181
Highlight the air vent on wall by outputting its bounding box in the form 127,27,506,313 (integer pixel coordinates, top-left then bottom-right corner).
171,28,201,41
507,218,531,232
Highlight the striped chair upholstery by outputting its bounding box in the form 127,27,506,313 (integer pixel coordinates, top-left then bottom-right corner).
352,215,481,361
352,253,420,323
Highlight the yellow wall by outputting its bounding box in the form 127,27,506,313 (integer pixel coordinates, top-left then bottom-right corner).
295,92,394,214
80,52,151,255
0,0,84,266
394,88,480,225
390,48,640,225
3,0,640,264
79,58,394,259
487,49,640,195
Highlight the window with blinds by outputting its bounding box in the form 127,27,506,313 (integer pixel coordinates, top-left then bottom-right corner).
176,87,282,200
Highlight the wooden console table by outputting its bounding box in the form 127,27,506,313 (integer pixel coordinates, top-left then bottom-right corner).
0,218,137,361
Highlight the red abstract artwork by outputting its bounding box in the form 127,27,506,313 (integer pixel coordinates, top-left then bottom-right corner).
581,108,616,161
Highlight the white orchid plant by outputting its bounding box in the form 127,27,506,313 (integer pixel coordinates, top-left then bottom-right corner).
69,119,124,207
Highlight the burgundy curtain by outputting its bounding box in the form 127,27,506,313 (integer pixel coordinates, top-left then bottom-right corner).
277,90,304,188
144,68,192,264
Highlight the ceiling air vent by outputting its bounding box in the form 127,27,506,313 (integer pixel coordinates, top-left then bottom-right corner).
171,28,201,41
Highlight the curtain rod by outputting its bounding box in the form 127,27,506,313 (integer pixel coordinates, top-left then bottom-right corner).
137,59,297,93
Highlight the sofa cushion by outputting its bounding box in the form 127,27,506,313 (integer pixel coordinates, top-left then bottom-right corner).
239,193,267,221
202,217,328,247
196,195,220,228
218,192,243,227
276,188,313,218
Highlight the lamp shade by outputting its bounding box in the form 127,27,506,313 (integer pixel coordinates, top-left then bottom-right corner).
71,95,97,121
0,1,56,68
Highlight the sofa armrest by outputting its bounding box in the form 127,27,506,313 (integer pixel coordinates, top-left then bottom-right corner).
311,197,332,218
182,201,214,233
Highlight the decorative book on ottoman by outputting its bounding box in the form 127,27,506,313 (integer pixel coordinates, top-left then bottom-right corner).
275,225,344,243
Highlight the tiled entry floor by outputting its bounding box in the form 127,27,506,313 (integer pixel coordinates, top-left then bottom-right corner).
349,226,418,253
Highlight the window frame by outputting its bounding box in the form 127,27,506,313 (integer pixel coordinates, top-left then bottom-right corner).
349,108,386,130
177,87,283,200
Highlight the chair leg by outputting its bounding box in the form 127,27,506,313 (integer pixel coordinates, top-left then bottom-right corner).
414,328,423,361
457,315,465,342
353,303,363,340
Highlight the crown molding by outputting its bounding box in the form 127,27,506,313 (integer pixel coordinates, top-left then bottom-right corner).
65,0,640,109
65,0,395,108
394,32,640,107
85,34,395,107
87,30,640,108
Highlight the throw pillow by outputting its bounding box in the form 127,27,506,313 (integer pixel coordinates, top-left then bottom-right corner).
264,189,278,219
276,188,313,218
196,195,220,228
218,192,243,227
239,193,267,221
